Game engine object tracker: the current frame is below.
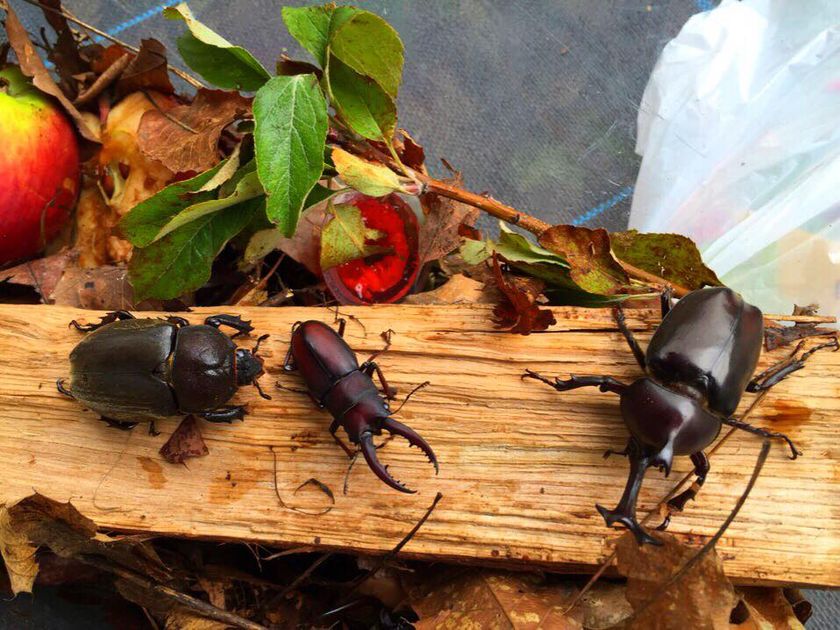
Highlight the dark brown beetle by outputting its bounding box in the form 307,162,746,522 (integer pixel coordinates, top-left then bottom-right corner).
58,311,269,434
283,319,438,493
525,287,837,544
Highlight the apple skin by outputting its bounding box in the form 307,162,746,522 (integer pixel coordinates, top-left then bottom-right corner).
0,66,80,265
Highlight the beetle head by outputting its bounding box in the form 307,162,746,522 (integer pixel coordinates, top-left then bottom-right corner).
236,334,271,399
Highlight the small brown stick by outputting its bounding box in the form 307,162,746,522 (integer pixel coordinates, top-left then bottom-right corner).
613,440,771,628
78,555,267,630
261,552,334,613
19,0,205,88
764,314,837,324
73,52,130,105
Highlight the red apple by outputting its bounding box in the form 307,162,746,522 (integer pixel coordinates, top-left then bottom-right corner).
323,193,422,304
0,65,80,265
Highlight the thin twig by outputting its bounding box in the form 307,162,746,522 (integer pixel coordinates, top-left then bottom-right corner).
341,492,443,601
78,555,267,630
262,552,334,612
614,440,771,628
19,0,204,88
74,52,130,105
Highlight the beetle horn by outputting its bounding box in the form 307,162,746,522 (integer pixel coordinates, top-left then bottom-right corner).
380,417,439,474
359,431,415,494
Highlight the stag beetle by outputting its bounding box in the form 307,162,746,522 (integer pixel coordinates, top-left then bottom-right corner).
525,287,837,545
58,311,270,434
283,319,438,493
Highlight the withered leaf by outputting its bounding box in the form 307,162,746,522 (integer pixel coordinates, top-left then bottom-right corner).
1,250,78,300
492,256,556,335
733,587,806,630
397,128,426,172
39,0,86,98
615,531,737,630
1,0,99,141
138,89,252,174
418,183,480,264
411,569,581,629
404,274,493,305
0,505,38,595
610,230,721,292
538,225,629,295
116,38,174,98
274,198,332,273
160,415,210,464
276,54,322,79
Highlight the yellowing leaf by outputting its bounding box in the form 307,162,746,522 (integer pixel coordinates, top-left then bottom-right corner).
319,202,387,271
332,148,406,197
538,224,629,295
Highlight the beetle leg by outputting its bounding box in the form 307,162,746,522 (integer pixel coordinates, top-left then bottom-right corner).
747,337,839,392
165,316,190,328
596,438,662,546
148,421,161,437
359,431,415,494
101,416,137,431
202,406,247,423
203,314,254,337
720,417,801,459
69,310,134,332
283,322,302,372
660,287,673,318
56,378,74,398
523,370,628,396
329,419,356,458
361,361,398,399
614,307,646,370
657,451,710,531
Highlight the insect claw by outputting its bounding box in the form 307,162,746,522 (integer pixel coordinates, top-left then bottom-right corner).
380,417,439,475
359,432,415,493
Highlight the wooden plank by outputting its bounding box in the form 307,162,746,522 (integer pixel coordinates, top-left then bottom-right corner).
0,304,837,587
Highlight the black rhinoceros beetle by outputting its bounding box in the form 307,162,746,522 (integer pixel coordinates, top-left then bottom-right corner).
58,310,269,434
525,287,837,544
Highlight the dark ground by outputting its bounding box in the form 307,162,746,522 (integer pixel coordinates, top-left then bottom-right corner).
5,0,838,627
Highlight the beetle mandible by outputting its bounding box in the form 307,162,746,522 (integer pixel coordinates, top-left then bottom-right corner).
58,310,270,434
524,287,838,545
283,319,438,493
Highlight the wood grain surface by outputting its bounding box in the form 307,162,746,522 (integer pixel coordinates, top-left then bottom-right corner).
0,304,837,587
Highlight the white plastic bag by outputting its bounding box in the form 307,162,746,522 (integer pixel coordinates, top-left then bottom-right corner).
629,0,840,316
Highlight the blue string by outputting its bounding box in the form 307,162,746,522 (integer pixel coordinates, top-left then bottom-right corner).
90,3,171,43
572,186,634,226
695,0,715,11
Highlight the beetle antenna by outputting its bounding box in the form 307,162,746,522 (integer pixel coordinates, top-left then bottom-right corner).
621,440,771,625
253,378,271,400
391,380,430,415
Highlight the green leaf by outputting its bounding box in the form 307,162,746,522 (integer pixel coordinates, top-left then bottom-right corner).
152,170,264,242
281,5,360,66
129,198,261,300
327,55,396,141
330,11,404,98
538,225,630,295
319,202,387,270
459,238,493,265
253,74,329,236
194,142,242,193
165,3,271,91
119,163,225,248
496,224,569,269
331,147,406,196
611,230,722,291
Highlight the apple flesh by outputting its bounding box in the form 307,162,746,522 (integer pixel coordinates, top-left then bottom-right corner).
0,66,80,265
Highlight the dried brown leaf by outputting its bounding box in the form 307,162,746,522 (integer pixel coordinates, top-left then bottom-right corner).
491,256,556,335
1,0,99,141
403,274,494,305
39,0,86,98
578,581,633,629
276,54,322,79
411,570,581,629
397,129,426,172
1,250,78,300
538,225,629,295
732,588,806,630
0,506,38,595
138,89,251,174
165,611,229,630
160,416,210,464
115,38,174,98
615,531,737,630
418,191,479,266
